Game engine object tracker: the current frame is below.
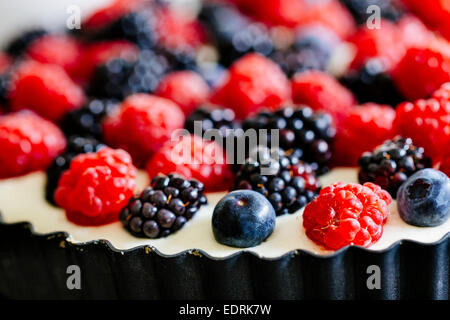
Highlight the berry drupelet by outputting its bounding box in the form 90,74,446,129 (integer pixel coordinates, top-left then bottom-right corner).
61,99,118,139
358,137,432,198
242,105,335,174
46,136,105,205
120,174,207,238
233,147,321,216
5,28,47,57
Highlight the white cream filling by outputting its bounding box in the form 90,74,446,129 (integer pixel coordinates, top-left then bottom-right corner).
0,168,449,258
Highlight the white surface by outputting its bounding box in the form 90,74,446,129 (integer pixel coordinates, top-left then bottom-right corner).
0,168,448,258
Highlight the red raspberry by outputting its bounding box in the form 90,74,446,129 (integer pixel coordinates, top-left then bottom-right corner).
26,35,83,80
438,157,450,177
211,53,291,119
9,61,85,122
0,111,66,178
291,70,356,126
393,43,450,101
395,98,450,161
55,147,137,226
103,94,185,167
333,103,397,166
72,40,139,83
146,134,234,192
156,71,210,116
348,19,404,71
397,15,433,50
0,52,11,74
303,182,392,250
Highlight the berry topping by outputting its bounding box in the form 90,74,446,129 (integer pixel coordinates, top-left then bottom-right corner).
242,105,335,173
303,182,392,250
358,137,432,197
9,61,85,122
146,134,234,192
397,169,450,227
5,28,47,57
333,103,397,166
0,111,66,178
291,70,356,126
0,53,11,75
54,147,137,226
120,174,207,238
233,147,321,216
340,0,405,25
211,53,291,119
156,71,210,116
103,94,185,167
212,190,276,248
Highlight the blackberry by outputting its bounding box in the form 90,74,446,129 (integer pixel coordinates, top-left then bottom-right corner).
242,105,336,174
0,73,11,107
339,0,404,25
358,136,432,198
199,2,273,67
88,50,171,99
120,174,207,238
61,99,118,139
233,147,321,216
340,58,405,107
45,136,105,205
5,28,47,57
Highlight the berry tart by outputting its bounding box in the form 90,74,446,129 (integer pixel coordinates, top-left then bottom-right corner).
0,0,449,300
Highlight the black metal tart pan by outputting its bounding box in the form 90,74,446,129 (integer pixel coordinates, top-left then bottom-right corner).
0,214,448,300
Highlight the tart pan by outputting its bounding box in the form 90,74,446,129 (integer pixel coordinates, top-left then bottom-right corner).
0,216,448,300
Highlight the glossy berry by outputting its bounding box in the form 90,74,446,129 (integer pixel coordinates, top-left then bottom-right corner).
5,28,47,57
54,147,137,226
61,99,118,139
243,105,335,173
0,111,66,178
211,53,291,119
185,106,239,140
146,134,234,192
9,61,85,122
358,137,432,197
103,94,185,167
291,71,356,126
156,71,210,116
333,103,397,166
397,169,450,227
212,190,276,248
233,147,321,216
120,174,207,238
303,182,392,250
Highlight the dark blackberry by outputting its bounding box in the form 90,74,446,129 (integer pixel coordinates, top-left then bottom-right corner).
45,136,105,205
5,28,47,57
358,136,432,198
242,105,336,174
0,73,11,107
199,2,273,67
340,58,405,107
88,50,171,99
339,0,404,25
61,99,118,139
233,147,321,216
120,174,207,238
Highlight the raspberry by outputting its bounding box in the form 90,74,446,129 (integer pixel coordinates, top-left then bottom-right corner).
72,40,139,83
393,44,450,100
103,94,185,167
26,35,83,79
333,103,397,166
291,71,356,126
55,147,137,226
438,157,450,177
120,174,207,238
303,182,392,250
395,97,450,161
156,71,210,116
146,134,234,192
211,53,291,119
0,111,66,178
5,28,47,57
9,61,85,122
0,53,11,74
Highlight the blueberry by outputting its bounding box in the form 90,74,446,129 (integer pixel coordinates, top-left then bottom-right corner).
397,169,450,227
212,190,276,248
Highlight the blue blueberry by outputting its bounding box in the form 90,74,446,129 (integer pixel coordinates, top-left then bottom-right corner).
397,169,450,227
212,190,276,248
